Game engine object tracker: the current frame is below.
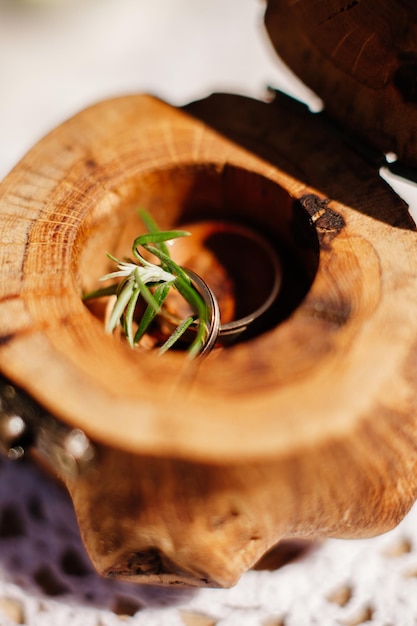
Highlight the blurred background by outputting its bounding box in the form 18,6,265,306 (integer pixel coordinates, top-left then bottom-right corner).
0,0,318,181
0,0,416,213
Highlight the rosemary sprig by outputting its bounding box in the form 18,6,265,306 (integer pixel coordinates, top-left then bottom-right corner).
83,211,210,358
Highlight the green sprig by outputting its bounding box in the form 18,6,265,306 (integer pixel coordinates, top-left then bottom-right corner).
83,210,209,358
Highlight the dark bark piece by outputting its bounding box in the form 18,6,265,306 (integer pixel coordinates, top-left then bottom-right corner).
265,0,417,166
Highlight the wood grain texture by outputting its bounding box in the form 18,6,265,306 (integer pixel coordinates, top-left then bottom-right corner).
265,0,417,166
1,92,417,586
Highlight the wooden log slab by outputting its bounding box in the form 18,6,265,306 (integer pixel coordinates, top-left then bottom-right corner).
1,87,417,585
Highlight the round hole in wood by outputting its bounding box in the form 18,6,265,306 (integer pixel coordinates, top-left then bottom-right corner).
80,163,319,350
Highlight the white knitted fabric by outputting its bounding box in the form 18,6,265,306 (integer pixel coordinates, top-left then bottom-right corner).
2,456,417,626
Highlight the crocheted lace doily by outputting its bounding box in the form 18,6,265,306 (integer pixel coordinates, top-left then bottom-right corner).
1,455,417,626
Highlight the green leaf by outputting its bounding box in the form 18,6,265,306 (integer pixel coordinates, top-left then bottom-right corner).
141,245,210,357
134,282,171,344
159,315,196,355
124,284,141,347
105,278,134,334
82,284,119,301
132,229,190,254
89,207,210,359
142,244,191,283
138,208,170,257
133,267,171,312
